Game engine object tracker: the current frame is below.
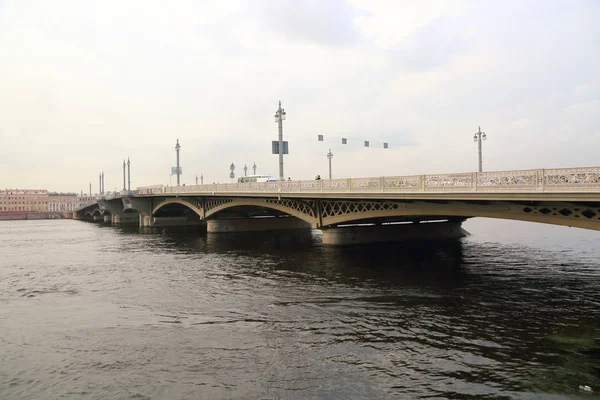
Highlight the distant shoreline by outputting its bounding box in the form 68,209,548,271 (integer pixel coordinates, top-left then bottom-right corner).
0,212,72,221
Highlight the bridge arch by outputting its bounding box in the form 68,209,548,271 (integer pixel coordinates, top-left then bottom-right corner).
152,197,203,217
204,198,318,226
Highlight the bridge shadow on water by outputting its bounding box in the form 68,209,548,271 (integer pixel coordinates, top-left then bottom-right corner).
114,224,469,286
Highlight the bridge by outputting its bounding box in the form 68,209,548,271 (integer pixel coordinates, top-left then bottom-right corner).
74,166,600,245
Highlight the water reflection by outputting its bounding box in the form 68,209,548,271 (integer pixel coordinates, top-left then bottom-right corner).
1,221,599,399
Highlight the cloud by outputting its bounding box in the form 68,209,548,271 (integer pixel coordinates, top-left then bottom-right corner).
254,0,368,47
387,14,467,72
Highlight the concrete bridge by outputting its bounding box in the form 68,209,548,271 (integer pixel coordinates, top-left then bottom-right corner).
74,166,600,245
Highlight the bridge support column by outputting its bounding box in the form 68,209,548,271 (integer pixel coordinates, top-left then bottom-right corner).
103,215,111,223
321,221,469,246
111,214,120,224
207,217,311,233
139,214,152,227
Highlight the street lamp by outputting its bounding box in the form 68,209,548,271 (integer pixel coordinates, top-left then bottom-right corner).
252,162,257,175
274,101,287,181
127,158,131,191
473,126,487,172
175,139,182,185
327,149,333,179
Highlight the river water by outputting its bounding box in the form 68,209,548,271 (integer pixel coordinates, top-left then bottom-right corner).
0,218,599,399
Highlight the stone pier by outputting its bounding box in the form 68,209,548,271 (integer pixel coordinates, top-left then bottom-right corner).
321,221,469,245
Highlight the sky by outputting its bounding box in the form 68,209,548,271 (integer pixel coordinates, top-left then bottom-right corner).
0,0,599,193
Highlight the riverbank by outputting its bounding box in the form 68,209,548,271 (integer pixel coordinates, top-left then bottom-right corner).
0,212,72,221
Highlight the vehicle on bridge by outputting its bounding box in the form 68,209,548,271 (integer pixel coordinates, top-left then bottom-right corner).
237,174,278,183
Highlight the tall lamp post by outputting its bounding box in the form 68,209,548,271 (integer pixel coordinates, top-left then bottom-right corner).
327,149,333,179
172,139,182,185
252,162,257,175
122,160,126,191
127,158,131,191
175,139,181,185
244,164,248,176
473,126,487,172
274,101,286,181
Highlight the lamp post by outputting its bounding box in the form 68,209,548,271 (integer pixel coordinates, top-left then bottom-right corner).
201,174,204,185
127,158,131,191
175,139,181,185
230,162,235,183
244,164,248,176
195,175,198,185
327,149,333,179
473,126,487,172
253,162,257,175
274,101,286,181
122,160,126,191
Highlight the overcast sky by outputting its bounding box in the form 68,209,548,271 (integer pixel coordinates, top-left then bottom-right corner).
1,0,599,193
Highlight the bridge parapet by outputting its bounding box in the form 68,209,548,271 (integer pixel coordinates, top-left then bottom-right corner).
136,166,600,195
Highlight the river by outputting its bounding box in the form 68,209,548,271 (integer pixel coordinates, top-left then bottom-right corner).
0,218,599,399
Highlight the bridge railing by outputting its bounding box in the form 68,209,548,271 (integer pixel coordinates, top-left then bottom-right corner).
140,166,600,195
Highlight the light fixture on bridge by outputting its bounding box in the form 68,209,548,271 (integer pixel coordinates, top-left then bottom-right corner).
274,103,286,122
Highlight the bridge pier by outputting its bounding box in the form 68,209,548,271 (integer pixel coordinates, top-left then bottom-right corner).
139,214,152,227
207,217,311,233
321,220,469,246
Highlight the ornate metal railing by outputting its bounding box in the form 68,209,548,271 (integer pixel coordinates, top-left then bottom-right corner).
133,166,600,195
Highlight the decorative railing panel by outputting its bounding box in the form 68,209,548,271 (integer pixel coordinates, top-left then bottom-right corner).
384,176,421,191
280,181,301,192
424,173,473,191
299,181,321,192
322,179,349,192
133,166,600,195
351,178,381,192
477,169,539,190
544,168,600,189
